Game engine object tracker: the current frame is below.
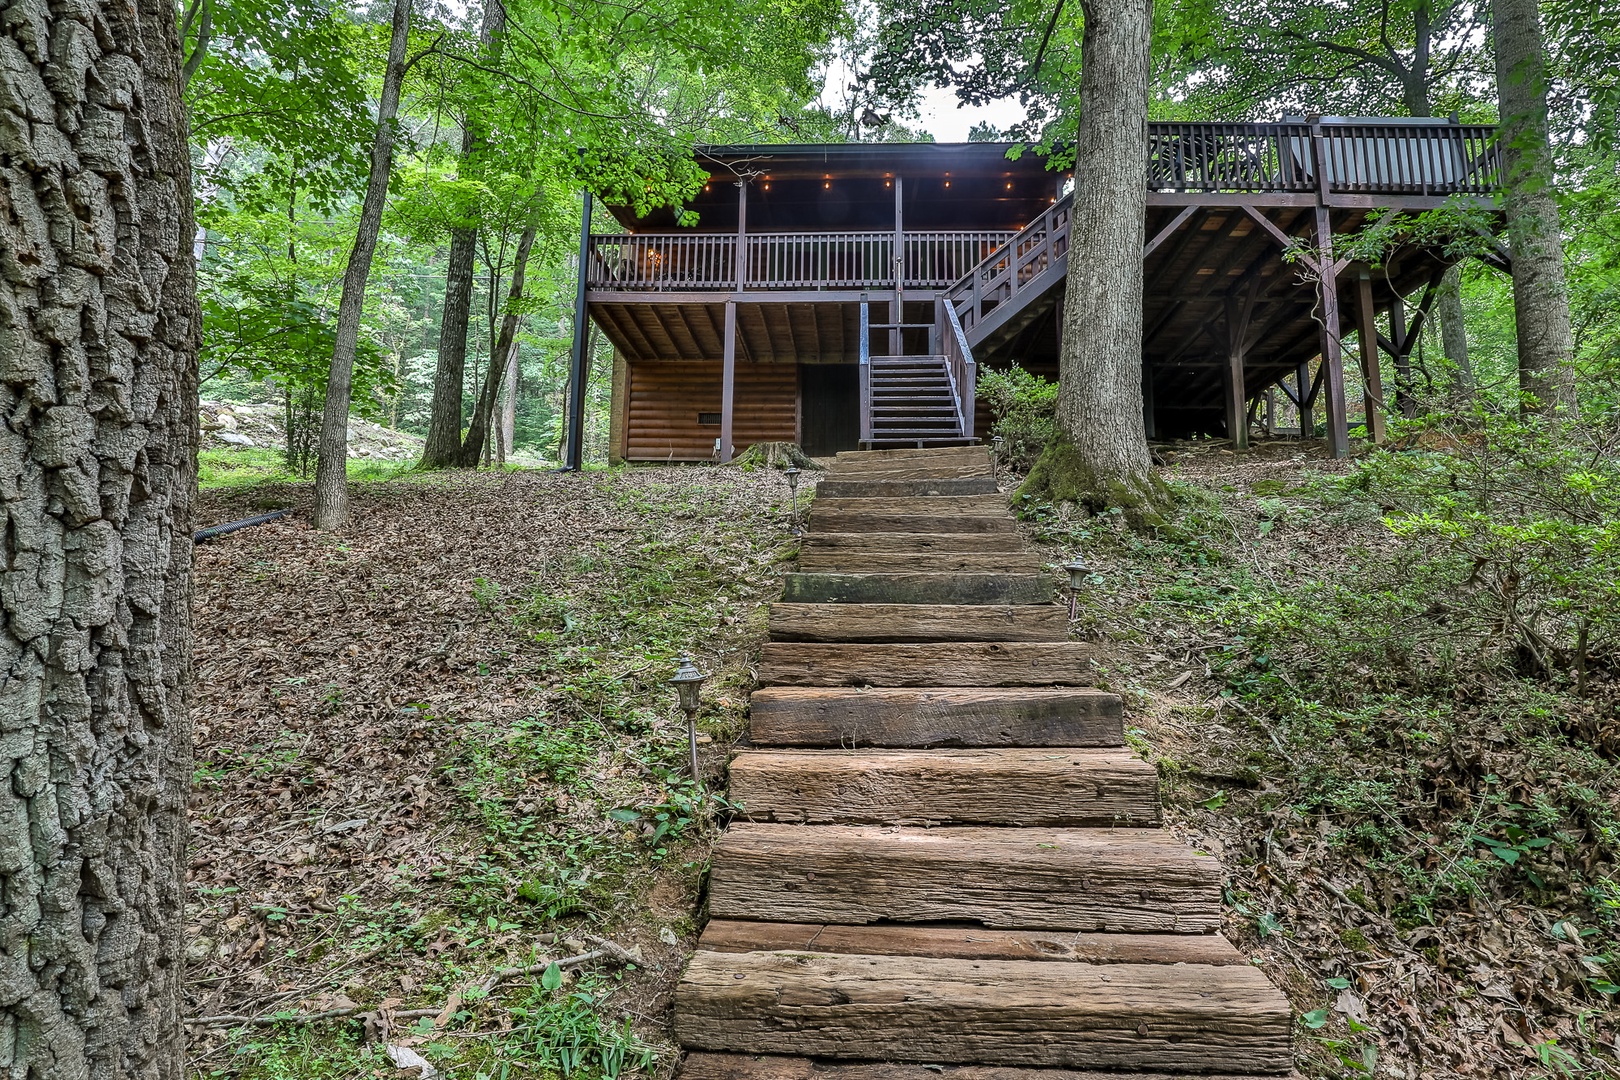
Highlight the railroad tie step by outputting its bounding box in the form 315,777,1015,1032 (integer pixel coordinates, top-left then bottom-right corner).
801,532,1028,554
679,1056,1290,1080
769,602,1070,644
815,478,996,497
795,550,1044,573
729,748,1159,826
706,824,1223,930
747,685,1122,747
780,572,1052,605
757,641,1098,686
805,511,1017,535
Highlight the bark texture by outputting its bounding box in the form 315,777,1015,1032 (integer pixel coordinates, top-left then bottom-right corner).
1036,0,1165,525
1491,0,1577,411
1437,265,1475,395
421,0,505,469
0,0,199,1070
311,0,411,529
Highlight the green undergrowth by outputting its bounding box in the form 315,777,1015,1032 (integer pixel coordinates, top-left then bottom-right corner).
198,446,419,490
1019,432,1619,1078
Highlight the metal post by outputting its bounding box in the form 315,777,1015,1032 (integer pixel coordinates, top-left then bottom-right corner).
720,300,737,463
891,176,904,356
564,189,592,471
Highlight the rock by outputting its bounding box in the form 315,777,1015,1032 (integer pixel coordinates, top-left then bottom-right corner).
217,431,255,448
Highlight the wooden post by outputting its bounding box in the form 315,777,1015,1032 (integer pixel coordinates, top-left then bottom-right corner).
735,180,748,290
1297,362,1313,438
1355,271,1387,444
721,300,737,463
1224,292,1253,450
564,189,592,470
1389,293,1416,417
1314,206,1349,457
891,176,904,356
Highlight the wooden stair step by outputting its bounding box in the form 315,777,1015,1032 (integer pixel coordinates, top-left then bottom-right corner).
808,511,1015,534
729,748,1158,826
749,686,1121,748
769,602,1069,644
780,573,1051,605
680,1054,1288,1080
811,495,1008,514
803,532,1025,554
833,447,987,463
696,921,1247,965
816,478,995,497
796,550,1043,573
758,642,1098,686
674,953,1290,1069
708,824,1220,930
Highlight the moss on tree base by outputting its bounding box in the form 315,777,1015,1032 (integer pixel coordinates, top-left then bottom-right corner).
1017,440,1173,532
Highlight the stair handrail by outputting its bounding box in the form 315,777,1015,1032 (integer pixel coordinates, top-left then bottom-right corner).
943,191,1073,342
858,302,872,444
940,297,977,439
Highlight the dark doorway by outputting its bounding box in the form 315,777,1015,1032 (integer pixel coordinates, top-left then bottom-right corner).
800,363,859,456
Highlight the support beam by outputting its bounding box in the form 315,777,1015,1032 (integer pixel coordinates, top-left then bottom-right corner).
1224,288,1256,451
1314,206,1350,457
564,189,592,470
892,175,904,356
720,300,737,463
1144,205,1198,259
1389,293,1415,418
735,181,748,289
607,347,628,465
1354,272,1387,444
1297,362,1313,438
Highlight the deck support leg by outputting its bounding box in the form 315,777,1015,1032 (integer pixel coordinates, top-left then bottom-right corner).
1314,207,1350,457
720,300,737,463
564,189,592,470
1355,271,1387,444
1389,293,1416,418
608,347,628,465
1297,363,1313,438
1224,290,1255,451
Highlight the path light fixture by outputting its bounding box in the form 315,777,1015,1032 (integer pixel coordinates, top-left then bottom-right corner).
991,435,1004,474
1062,558,1090,621
670,655,708,788
783,465,802,536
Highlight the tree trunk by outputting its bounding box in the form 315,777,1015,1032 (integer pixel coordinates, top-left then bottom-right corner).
459,225,538,466
1026,0,1165,526
311,0,411,529
498,336,520,462
1436,264,1475,396
420,0,505,468
1491,0,1577,412
1,0,199,1071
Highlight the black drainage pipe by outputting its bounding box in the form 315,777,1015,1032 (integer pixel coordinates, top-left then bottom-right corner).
194,509,292,544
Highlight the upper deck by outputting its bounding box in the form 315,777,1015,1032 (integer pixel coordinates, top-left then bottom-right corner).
584,119,1500,299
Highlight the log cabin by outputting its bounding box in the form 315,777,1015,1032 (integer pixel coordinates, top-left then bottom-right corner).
559,118,1502,466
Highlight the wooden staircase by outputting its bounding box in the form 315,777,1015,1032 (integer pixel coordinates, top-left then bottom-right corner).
866,356,972,448
674,446,1294,1080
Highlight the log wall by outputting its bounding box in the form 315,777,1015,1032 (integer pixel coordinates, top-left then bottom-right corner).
627,360,799,461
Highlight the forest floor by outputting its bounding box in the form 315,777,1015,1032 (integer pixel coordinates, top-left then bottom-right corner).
185,465,799,1080
185,446,1617,1080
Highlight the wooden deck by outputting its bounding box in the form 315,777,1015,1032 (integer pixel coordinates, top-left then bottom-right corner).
673,447,1294,1078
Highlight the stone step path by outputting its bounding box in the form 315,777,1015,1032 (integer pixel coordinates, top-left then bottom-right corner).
674,446,1292,1079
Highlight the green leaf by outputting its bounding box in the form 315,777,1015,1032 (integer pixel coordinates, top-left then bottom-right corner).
1325,977,1351,990
1300,1008,1331,1029
541,961,563,991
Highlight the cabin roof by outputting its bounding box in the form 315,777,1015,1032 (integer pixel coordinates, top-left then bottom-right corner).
607,142,1064,233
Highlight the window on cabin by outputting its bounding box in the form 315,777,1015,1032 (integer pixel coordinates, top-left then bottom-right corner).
697,412,721,426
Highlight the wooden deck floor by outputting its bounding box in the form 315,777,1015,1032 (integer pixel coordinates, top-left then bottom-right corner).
673,446,1293,1078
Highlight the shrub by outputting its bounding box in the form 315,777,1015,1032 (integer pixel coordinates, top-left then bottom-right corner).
978,366,1058,469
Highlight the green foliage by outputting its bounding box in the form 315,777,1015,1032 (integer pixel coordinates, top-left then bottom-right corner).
978,365,1059,469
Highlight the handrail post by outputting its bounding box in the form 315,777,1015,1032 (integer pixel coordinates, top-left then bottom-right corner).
735,179,748,290
858,301,872,445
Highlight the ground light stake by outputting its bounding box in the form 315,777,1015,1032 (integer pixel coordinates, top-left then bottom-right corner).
991,435,1004,475
1063,558,1089,621
670,655,708,788
783,465,802,536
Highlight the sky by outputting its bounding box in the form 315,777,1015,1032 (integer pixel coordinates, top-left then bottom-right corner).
913,83,1027,142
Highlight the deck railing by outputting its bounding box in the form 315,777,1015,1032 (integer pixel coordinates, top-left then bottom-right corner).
944,196,1071,341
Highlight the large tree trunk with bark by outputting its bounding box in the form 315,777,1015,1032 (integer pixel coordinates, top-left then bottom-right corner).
0,0,199,1071
312,0,411,529
1023,0,1167,527
459,225,537,466
421,0,505,468
1491,0,1577,411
